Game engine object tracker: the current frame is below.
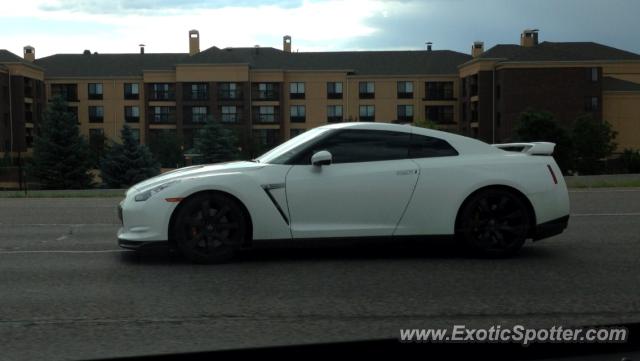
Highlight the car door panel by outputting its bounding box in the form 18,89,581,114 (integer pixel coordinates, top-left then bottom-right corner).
285,160,419,238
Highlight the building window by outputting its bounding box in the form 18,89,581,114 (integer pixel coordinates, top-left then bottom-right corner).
359,81,375,99
149,106,175,123
397,105,414,122
88,106,104,123
425,82,454,100
124,83,139,100
327,82,343,99
255,106,278,123
150,83,174,100
124,106,140,123
253,129,280,149
255,83,279,100
221,106,239,123
359,105,375,121
327,105,343,123
185,83,208,100
289,82,305,99
397,81,414,99
51,84,78,101
219,83,241,100
585,96,599,111
190,106,208,123
290,128,305,138
25,128,34,148
589,67,599,82
425,105,454,124
88,83,103,100
290,105,305,123
130,128,141,143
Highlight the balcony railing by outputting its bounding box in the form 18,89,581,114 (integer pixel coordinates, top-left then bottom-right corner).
397,92,413,99
254,111,279,123
149,113,176,123
327,116,343,123
218,90,243,100
124,92,139,100
185,91,208,101
88,93,103,100
254,90,279,101
360,115,375,122
289,92,305,100
149,91,175,101
327,92,343,99
125,115,140,123
359,92,375,99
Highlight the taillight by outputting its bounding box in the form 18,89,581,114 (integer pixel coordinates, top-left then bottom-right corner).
547,164,558,185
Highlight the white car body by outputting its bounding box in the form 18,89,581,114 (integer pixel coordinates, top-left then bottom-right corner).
117,122,570,253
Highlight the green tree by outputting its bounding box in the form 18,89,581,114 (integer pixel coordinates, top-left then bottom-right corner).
620,149,640,173
100,125,160,188
515,110,573,174
148,130,183,168
30,97,93,189
572,115,617,174
193,119,240,164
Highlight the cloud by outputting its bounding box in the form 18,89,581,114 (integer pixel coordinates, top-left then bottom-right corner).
38,0,304,14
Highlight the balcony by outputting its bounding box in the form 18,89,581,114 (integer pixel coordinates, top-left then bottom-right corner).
397,92,413,99
360,116,375,122
327,116,343,123
149,114,176,124
185,91,209,101
124,92,139,100
88,93,103,100
359,92,374,99
396,115,413,123
254,90,279,101
327,92,343,99
289,92,305,100
125,115,140,123
149,91,175,101
218,89,243,101
89,115,104,123
253,109,279,124
290,115,305,123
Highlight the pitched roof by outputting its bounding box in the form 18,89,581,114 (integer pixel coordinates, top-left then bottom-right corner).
477,42,640,62
184,46,471,75
0,49,43,69
603,76,640,92
35,53,189,77
34,47,471,78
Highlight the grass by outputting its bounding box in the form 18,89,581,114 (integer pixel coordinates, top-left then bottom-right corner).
0,189,126,198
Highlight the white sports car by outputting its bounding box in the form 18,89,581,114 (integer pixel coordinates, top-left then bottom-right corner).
118,122,570,263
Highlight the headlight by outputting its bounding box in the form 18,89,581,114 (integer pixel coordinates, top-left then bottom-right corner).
134,180,180,202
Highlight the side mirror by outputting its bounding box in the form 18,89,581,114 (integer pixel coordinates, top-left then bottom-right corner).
311,150,332,166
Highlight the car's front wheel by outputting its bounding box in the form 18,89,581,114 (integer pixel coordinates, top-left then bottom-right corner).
457,189,532,257
173,193,248,264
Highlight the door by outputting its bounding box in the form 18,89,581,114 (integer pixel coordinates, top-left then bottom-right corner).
285,129,419,239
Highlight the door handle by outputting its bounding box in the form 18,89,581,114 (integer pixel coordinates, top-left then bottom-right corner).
396,169,418,176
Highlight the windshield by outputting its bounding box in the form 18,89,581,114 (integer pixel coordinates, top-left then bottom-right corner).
255,127,331,164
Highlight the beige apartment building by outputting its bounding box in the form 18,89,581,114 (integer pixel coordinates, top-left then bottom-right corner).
26,30,468,157
1,28,640,162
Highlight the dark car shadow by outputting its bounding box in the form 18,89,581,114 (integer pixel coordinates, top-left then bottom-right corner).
117,237,556,265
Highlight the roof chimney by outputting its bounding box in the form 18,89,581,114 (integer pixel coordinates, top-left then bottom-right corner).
23,46,35,62
189,29,200,55
472,41,484,58
426,42,433,51
139,44,145,54
520,29,539,47
283,35,292,52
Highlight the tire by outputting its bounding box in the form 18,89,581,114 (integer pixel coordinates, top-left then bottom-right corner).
173,193,248,264
456,188,532,257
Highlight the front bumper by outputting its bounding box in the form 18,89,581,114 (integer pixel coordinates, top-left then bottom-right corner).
117,190,178,248
532,215,569,241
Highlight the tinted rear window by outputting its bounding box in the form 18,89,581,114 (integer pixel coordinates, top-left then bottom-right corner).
409,134,458,158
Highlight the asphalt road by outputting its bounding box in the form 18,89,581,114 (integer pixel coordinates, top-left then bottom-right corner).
1,189,639,360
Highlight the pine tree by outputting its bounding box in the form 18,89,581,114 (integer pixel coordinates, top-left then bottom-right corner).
100,125,160,188
193,119,240,164
30,96,93,189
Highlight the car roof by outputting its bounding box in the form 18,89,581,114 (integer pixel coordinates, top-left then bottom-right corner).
317,122,500,155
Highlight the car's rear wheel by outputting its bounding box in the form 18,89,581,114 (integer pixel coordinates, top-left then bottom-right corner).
173,193,248,264
457,189,531,257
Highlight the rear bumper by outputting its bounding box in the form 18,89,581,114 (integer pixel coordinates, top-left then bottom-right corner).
533,215,569,241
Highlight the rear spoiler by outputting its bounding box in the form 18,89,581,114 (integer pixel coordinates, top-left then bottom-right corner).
492,142,555,155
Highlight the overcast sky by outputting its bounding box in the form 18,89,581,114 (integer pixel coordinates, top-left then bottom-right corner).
2,0,639,58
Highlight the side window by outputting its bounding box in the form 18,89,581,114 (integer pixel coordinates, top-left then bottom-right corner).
300,130,410,164
409,134,458,158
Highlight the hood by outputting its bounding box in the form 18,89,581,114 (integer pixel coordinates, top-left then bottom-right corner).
128,161,263,194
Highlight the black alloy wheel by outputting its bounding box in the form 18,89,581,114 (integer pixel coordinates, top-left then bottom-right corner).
174,193,247,264
457,189,531,257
